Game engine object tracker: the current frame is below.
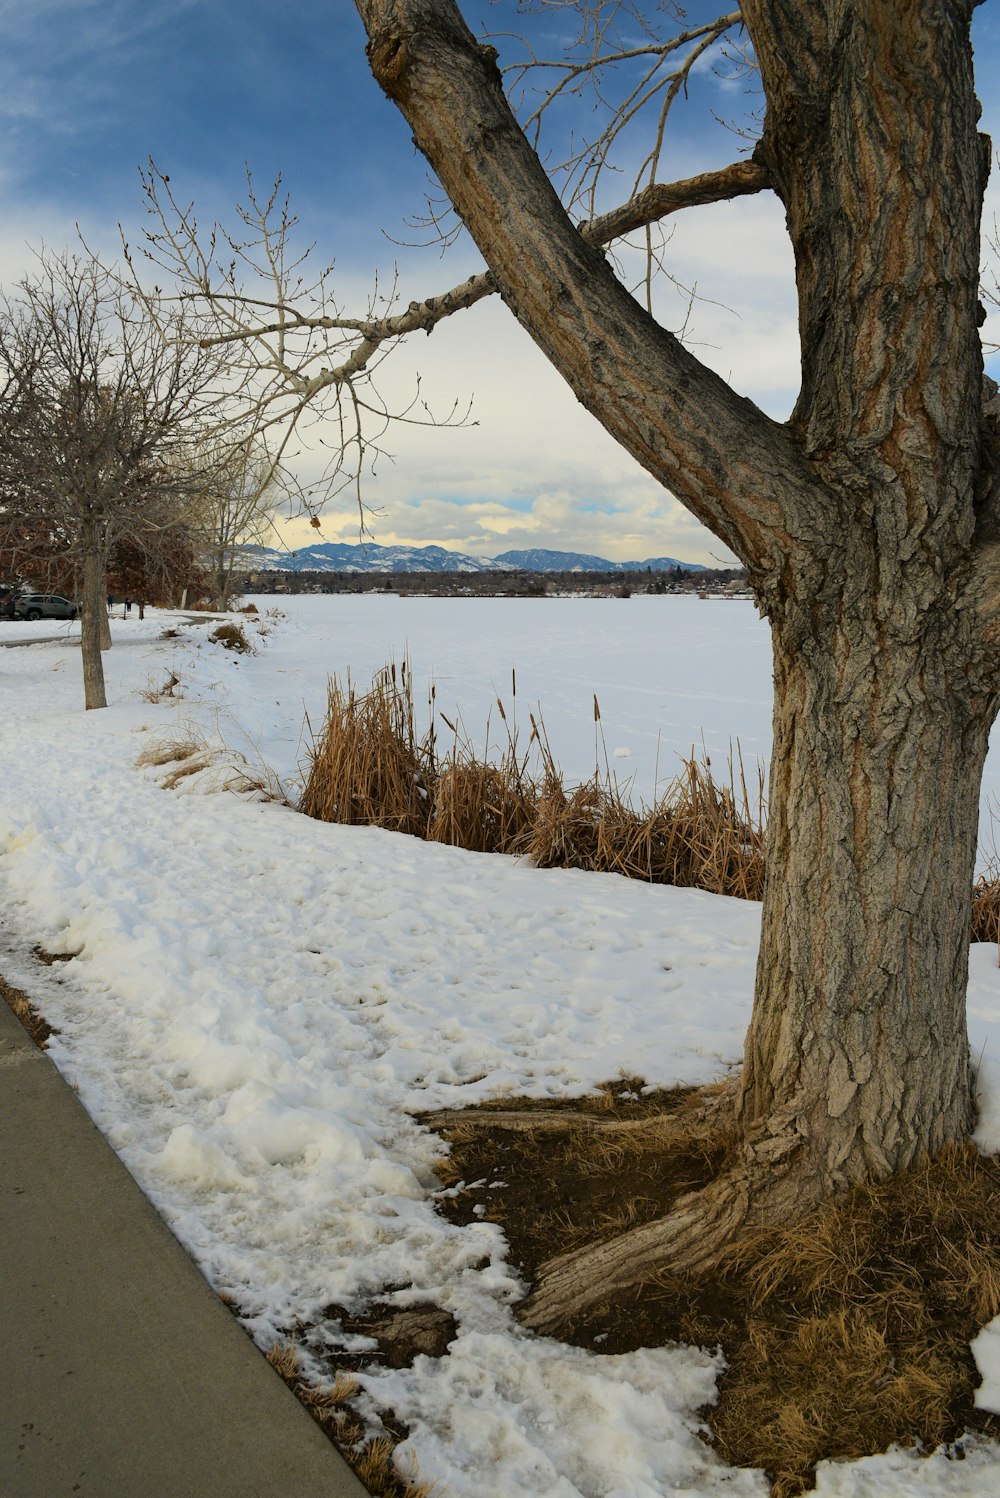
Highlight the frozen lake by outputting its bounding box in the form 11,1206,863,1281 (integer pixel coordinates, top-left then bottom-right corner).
249,591,772,793
248,592,1000,862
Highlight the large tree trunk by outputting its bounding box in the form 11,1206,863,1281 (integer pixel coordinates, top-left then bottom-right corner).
80,526,108,710
521,602,993,1334
735,0,993,1178
739,607,987,1185
356,0,1000,1333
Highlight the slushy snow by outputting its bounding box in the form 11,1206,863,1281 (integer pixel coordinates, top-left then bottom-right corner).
1,594,998,1496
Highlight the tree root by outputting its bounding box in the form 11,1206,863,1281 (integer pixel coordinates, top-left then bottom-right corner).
425,1074,834,1339
424,1107,626,1134
516,1086,821,1338
422,1076,738,1139
517,1174,754,1335
423,1106,710,1136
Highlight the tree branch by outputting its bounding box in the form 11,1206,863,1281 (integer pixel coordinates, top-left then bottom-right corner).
190,157,772,380
500,6,747,225
582,158,771,244
355,0,808,573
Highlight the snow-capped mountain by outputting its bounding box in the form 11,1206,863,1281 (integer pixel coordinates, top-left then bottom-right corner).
491,548,702,573
238,541,704,574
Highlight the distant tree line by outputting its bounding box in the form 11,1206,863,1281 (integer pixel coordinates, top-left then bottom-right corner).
242,565,747,598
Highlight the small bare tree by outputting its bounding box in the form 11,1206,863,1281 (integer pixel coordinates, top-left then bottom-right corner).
191,437,285,610
0,250,227,708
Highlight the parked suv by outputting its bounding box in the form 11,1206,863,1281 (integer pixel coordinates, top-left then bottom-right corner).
13,593,79,621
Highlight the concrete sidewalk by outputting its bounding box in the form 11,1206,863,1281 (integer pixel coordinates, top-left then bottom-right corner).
0,996,368,1497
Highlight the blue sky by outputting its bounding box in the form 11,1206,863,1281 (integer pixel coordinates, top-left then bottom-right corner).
2,0,999,564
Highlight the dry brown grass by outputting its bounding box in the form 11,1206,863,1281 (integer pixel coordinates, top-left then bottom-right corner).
353,1437,439,1498
301,664,433,836
302,662,765,902
136,737,202,770
0,972,57,1047
137,735,230,791
136,737,217,790
138,732,293,806
138,669,183,703
265,1339,302,1381
209,621,255,654
972,865,1000,943
427,760,535,851
430,1094,1000,1496
265,1338,436,1498
427,702,538,854
525,750,765,898
702,1143,1000,1492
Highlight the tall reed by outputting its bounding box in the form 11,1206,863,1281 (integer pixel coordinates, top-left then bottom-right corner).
300,662,433,836
301,662,766,901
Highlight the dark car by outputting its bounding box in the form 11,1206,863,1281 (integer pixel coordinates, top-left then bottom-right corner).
12,593,79,621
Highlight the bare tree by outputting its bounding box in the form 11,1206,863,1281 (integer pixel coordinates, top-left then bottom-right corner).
131,0,1000,1335
191,437,285,610
0,250,226,707
107,498,209,616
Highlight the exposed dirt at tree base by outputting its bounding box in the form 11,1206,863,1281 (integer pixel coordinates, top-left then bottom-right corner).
425,1080,1000,1496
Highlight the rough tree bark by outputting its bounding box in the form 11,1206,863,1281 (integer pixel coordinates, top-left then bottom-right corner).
355,0,1000,1332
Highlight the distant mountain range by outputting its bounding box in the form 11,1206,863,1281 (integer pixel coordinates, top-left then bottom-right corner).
238,541,705,575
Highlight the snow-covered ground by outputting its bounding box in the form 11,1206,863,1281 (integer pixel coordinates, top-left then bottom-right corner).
1,595,999,1496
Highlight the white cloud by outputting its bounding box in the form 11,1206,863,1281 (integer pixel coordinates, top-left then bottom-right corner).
270,191,801,565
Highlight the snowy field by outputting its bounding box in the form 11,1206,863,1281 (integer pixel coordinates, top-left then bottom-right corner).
1,593,1000,1497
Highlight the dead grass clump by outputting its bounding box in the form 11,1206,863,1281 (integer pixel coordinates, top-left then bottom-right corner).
266,1338,435,1498
704,1144,1000,1491
650,753,765,898
525,752,765,899
297,1369,361,1419
428,1095,1000,1495
265,1339,302,1381
525,777,610,870
301,662,766,903
719,1311,955,1497
353,1437,438,1498
158,761,208,790
136,737,217,790
209,621,254,654
428,759,536,852
971,866,1000,943
427,695,540,853
136,738,202,770
138,670,182,702
301,665,433,836
223,760,296,807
